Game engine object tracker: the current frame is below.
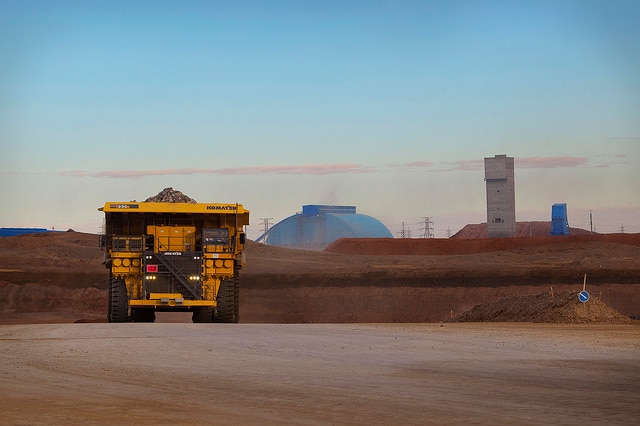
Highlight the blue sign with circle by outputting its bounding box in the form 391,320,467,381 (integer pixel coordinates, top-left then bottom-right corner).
579,290,590,303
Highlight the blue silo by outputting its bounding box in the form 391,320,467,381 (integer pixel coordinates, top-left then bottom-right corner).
550,203,570,236
257,205,392,250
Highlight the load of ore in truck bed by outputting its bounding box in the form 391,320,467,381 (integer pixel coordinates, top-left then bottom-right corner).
144,187,197,203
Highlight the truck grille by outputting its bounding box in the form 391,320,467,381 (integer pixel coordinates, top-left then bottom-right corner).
143,251,203,300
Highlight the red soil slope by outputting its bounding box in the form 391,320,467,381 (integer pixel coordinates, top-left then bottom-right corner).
1,230,638,324
451,221,594,238
325,233,640,256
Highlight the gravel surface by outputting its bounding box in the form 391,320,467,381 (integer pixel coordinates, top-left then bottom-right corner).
1,323,638,425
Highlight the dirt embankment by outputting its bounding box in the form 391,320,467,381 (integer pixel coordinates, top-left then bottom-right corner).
451,290,632,324
450,221,596,238
325,233,640,256
0,230,639,324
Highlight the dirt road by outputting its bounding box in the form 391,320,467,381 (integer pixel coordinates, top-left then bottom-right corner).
1,323,638,425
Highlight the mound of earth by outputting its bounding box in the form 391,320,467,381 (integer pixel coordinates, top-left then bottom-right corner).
451,290,632,324
451,221,594,238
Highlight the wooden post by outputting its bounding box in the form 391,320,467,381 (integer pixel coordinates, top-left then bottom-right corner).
550,286,554,300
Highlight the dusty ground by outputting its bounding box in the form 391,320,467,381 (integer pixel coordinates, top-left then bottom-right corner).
1,228,639,424
0,322,638,425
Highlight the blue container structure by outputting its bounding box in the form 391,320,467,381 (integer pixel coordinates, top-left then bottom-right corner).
0,228,52,237
550,203,570,236
257,205,393,250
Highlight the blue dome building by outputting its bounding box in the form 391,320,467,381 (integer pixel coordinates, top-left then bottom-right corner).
257,205,392,250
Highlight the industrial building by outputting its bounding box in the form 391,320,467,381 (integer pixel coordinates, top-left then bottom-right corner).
550,203,571,235
0,228,53,237
257,205,393,250
484,154,516,238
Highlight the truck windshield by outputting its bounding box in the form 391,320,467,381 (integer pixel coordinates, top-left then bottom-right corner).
203,228,228,245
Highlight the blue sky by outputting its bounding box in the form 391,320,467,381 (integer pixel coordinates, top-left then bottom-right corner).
1,0,639,238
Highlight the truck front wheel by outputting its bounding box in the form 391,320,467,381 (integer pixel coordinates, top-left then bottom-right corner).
213,277,235,323
108,277,129,323
233,269,240,323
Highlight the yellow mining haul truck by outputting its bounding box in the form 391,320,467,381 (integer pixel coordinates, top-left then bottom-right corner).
99,201,249,323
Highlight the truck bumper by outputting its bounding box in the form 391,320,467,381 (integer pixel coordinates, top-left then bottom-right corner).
129,293,216,309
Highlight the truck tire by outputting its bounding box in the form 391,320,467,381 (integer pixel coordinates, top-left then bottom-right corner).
213,277,235,323
192,307,213,323
107,275,112,321
233,269,240,323
131,308,155,322
108,277,129,323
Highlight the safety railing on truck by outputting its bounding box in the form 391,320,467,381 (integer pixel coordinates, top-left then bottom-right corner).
154,236,197,252
102,230,239,253
110,235,145,252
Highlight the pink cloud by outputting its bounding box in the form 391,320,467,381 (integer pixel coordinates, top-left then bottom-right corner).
515,156,588,168
404,161,435,168
215,164,376,175
430,156,590,172
58,164,376,179
611,154,630,165
55,155,613,180
444,159,485,171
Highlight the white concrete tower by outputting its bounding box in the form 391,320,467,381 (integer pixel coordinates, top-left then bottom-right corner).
484,154,516,238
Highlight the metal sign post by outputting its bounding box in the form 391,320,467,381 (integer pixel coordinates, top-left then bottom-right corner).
579,274,590,303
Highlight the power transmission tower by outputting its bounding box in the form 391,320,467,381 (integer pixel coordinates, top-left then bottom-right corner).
620,224,625,233
259,217,273,234
446,226,452,238
420,217,434,238
589,210,593,234
398,222,406,238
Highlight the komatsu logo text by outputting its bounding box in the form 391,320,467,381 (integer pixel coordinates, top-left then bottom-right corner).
207,205,237,211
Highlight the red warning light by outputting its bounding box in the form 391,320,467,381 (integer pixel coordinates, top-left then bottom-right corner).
146,264,158,273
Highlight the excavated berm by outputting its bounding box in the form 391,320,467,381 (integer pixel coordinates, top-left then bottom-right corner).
1,231,639,324
450,290,632,324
